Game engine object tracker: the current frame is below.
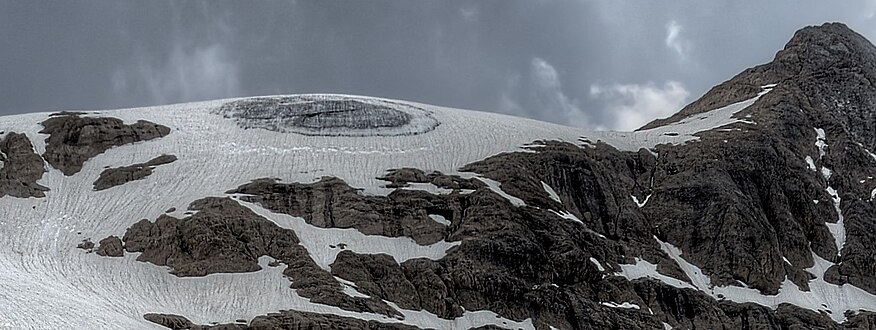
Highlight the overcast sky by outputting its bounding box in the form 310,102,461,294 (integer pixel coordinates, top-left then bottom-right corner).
2,1,876,130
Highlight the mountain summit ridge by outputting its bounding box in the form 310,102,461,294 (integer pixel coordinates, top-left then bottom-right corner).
642,22,876,139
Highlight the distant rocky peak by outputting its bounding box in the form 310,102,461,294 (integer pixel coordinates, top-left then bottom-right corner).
777,22,876,72
641,23,876,149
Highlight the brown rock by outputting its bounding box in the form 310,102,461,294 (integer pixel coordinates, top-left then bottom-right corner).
0,132,49,198
40,113,170,176
143,313,194,330
95,236,124,257
93,154,177,191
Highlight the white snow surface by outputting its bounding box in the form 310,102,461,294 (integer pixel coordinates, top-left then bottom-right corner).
0,94,587,329
542,181,562,203
0,88,846,329
428,214,452,226
805,155,817,171
600,302,640,310
631,194,652,208
815,128,828,158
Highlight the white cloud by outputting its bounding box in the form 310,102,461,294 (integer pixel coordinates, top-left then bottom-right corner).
113,43,240,106
529,57,590,127
590,81,690,131
665,20,692,59
460,6,479,21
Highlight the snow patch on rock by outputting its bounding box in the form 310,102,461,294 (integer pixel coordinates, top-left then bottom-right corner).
601,301,640,310
825,186,846,256
616,237,876,322
474,177,526,207
428,214,451,226
542,181,562,203
582,84,775,151
631,194,651,208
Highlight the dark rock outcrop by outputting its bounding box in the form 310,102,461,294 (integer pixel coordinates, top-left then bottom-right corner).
95,236,124,257
331,250,437,313
145,310,425,330
245,310,424,330
635,22,876,295
93,154,177,191
76,239,94,252
0,132,48,198
40,113,170,175
377,168,483,190
121,197,401,318
144,313,195,330
229,177,453,245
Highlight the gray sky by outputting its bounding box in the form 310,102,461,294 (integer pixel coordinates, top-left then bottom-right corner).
2,1,876,130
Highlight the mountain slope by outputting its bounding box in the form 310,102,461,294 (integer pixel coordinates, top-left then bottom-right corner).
1,22,876,330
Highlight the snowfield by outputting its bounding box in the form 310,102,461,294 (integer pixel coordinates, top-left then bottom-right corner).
5,89,866,329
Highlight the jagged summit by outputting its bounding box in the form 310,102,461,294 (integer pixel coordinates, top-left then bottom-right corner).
641,22,876,137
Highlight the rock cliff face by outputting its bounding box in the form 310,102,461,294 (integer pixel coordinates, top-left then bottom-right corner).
0,132,48,198
4,22,876,330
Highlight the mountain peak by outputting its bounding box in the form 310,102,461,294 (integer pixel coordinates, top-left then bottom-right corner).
640,22,876,134
773,22,876,75
784,22,868,51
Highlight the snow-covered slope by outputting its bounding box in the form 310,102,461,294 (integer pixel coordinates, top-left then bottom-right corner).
0,89,780,329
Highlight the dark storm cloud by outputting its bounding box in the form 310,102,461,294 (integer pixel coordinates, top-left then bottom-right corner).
1,1,875,130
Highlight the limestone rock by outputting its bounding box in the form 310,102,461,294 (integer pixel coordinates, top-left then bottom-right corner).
40,113,170,176
0,132,48,198
93,154,177,191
